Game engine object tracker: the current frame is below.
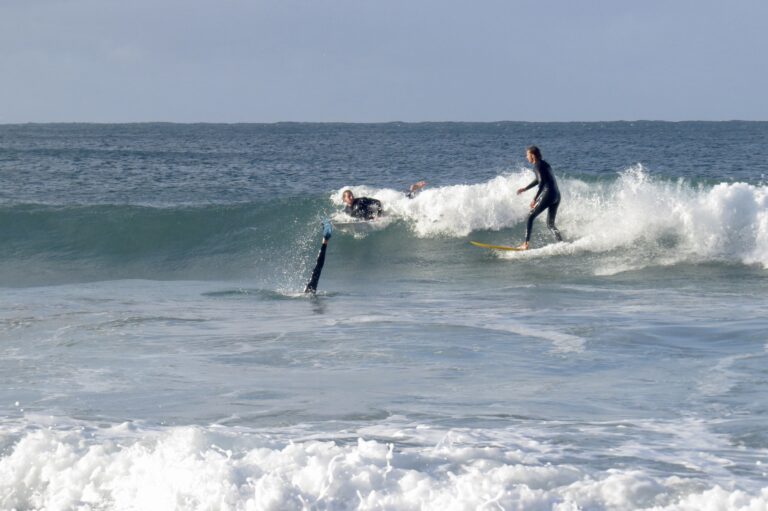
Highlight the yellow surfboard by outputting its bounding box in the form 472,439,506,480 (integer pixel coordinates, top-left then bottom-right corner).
469,241,525,251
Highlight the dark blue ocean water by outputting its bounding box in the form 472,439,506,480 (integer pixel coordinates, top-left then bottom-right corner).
1,122,765,206
1,123,767,509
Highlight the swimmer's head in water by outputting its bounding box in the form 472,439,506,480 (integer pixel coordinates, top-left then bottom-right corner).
526,145,542,163
342,189,354,206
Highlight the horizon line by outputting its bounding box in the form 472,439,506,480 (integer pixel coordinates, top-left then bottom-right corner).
1,119,766,126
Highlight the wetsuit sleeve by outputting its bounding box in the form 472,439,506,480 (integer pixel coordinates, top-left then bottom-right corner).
534,183,543,201
521,178,539,192
523,162,543,198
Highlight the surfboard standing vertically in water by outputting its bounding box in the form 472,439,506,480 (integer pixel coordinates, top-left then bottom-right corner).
304,220,333,294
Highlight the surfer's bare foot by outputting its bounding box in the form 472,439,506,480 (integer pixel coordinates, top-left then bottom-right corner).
517,242,529,250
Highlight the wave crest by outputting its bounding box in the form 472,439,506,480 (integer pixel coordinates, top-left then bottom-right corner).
334,166,768,268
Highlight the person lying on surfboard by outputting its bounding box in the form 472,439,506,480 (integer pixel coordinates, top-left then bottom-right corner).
341,181,426,220
515,146,563,249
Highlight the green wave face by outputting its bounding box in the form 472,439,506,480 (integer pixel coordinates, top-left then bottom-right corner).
0,199,328,286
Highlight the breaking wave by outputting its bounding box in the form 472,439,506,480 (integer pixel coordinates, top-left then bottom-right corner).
1,419,766,510
2,167,766,286
333,166,768,268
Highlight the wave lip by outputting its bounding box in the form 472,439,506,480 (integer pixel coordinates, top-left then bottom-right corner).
685,181,768,266
584,168,768,268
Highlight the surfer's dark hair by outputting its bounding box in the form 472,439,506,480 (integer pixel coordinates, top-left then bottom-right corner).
526,145,542,159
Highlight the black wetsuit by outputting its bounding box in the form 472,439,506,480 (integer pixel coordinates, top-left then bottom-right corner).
345,197,383,220
521,159,563,243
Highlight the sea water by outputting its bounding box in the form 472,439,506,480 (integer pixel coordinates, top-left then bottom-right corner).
1,122,767,510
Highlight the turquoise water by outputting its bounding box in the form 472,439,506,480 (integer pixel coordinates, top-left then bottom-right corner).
1,123,767,509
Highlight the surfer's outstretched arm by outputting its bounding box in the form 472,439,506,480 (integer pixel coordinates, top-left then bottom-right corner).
304,221,333,294
517,182,536,194
406,180,427,199
517,178,538,195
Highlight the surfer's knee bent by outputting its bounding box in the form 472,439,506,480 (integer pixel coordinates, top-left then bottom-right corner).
546,215,556,230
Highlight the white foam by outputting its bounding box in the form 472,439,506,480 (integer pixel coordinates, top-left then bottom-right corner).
1,421,766,510
333,175,531,238
333,167,768,268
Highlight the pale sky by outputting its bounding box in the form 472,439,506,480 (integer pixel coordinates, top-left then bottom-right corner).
1,0,766,123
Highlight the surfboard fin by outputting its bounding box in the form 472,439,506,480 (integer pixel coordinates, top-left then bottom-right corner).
322,219,332,240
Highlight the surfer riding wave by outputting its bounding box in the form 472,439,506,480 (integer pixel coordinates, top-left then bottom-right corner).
516,146,563,250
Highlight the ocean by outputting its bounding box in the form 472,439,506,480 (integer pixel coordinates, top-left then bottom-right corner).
1,122,767,510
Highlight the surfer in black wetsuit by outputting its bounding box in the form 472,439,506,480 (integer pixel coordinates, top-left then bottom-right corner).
516,146,563,250
341,181,426,220
342,193,383,220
